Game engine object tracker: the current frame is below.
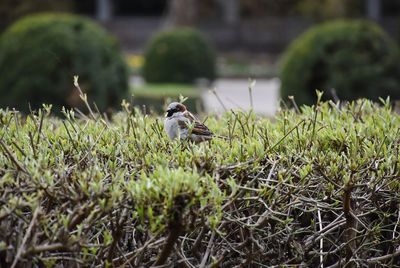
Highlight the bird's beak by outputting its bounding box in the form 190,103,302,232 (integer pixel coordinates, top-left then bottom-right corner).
165,109,171,117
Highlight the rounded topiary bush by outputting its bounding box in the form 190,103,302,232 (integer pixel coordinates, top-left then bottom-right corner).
0,13,128,113
143,28,216,84
280,20,400,105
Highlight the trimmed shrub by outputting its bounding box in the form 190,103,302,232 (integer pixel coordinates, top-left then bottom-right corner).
280,20,400,105
143,28,216,83
0,13,129,113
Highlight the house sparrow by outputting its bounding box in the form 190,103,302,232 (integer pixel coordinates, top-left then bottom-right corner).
164,102,213,143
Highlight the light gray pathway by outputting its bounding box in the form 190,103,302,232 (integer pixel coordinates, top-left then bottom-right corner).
202,78,280,116
130,76,280,116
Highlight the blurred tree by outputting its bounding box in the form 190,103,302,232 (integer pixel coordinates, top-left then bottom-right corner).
366,0,381,20
165,0,199,26
96,0,113,22
297,0,364,21
217,0,240,25
0,0,71,30
163,0,390,26
165,0,238,26
241,0,301,17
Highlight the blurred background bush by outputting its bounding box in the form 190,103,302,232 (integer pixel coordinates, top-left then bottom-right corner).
143,28,216,84
0,13,128,113
280,20,400,105
0,0,400,114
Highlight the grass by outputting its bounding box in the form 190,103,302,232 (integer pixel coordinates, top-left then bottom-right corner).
217,53,279,78
131,83,199,98
130,83,203,114
0,96,399,267
218,59,278,78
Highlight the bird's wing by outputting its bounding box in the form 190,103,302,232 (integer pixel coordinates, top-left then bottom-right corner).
178,111,213,136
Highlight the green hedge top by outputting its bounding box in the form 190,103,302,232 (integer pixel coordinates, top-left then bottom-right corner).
143,28,217,84
0,99,399,266
0,13,129,113
280,20,400,105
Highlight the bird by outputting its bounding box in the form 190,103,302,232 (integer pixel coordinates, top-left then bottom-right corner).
164,102,213,143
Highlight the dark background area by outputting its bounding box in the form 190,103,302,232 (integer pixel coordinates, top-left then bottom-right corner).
1,0,399,53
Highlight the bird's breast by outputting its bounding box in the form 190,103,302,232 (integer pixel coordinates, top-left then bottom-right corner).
164,117,189,140
164,118,179,139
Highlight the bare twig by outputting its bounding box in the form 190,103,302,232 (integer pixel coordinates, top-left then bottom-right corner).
317,207,324,268
73,75,96,120
11,206,40,268
210,87,227,112
0,138,27,173
199,231,215,268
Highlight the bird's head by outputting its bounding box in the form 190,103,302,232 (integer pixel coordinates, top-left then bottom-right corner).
166,102,187,117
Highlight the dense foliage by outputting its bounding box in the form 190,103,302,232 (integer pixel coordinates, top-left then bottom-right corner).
280,20,400,105
0,13,128,113
0,97,399,266
143,28,216,83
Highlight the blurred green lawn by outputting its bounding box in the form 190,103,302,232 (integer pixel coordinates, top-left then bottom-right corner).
131,83,198,97
130,83,202,113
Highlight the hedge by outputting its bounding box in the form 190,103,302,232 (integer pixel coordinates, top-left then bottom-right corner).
0,97,399,266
